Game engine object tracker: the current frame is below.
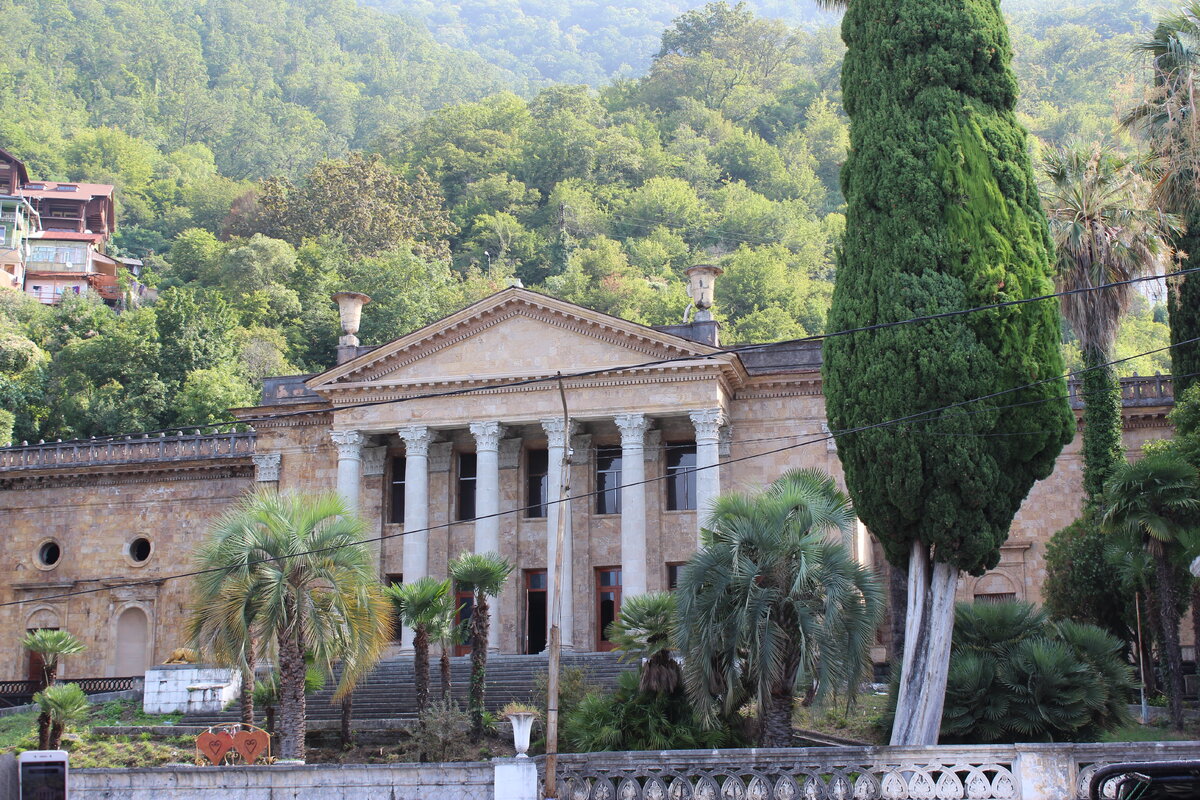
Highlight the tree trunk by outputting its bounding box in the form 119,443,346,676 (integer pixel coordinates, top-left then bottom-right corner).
241,645,256,727
1153,546,1186,730
761,689,794,748
440,644,451,702
1080,349,1124,505
1193,584,1200,701
414,625,430,717
37,713,50,750
890,541,959,746
277,597,308,761
888,563,907,668
469,593,490,740
340,695,353,749
48,722,63,750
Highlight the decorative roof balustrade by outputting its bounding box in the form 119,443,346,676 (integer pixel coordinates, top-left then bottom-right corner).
0,428,255,471
1067,373,1174,409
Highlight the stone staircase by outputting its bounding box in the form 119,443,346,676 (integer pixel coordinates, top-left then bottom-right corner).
181,652,633,728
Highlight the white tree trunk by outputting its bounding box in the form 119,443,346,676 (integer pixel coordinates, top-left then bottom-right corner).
889,540,959,746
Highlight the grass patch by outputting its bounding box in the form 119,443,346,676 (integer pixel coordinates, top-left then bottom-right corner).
0,712,37,750
792,691,889,745
1099,720,1200,743
91,699,182,727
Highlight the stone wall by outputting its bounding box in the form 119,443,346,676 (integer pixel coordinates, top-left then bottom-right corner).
142,665,240,715
66,761,493,800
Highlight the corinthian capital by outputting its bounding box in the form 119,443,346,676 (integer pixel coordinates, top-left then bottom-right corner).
689,408,726,442
469,421,504,451
614,413,648,449
329,429,364,459
252,453,282,482
540,417,575,449
397,425,433,458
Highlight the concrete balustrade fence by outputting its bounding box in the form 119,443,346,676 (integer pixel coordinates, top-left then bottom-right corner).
0,741,1189,799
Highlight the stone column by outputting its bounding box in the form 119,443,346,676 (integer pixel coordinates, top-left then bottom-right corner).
397,425,433,652
330,430,364,513
615,414,648,599
470,421,503,652
689,409,725,540
251,453,281,486
541,417,574,652
361,446,387,575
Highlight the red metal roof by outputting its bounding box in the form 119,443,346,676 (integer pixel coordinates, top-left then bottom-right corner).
27,231,104,243
19,182,114,200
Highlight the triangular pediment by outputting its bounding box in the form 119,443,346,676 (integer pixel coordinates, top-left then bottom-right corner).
309,288,728,393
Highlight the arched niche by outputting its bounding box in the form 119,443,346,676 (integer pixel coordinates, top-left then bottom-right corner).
114,606,151,677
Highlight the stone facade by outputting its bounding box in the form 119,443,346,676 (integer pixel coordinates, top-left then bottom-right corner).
0,288,1180,678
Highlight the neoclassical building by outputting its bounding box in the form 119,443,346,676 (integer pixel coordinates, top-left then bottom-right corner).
0,285,1179,680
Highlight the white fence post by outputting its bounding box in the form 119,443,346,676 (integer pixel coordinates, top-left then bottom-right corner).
1012,744,1074,800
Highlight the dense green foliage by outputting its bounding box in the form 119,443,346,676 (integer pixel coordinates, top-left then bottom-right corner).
0,0,1177,442
940,602,1135,743
823,0,1074,575
1043,516,1135,641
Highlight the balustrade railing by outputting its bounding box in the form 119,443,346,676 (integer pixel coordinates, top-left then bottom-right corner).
0,676,139,707
548,742,1200,800
0,428,255,471
1067,374,1174,409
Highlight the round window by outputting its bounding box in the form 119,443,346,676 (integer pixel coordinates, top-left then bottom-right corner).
129,537,152,564
37,541,61,568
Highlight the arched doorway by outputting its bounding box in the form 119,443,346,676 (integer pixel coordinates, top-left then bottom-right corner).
114,607,149,677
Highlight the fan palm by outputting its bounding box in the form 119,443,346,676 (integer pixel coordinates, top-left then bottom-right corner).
22,629,86,750
1042,143,1180,502
606,592,681,694
34,683,90,750
674,468,883,747
1102,454,1200,730
448,551,513,739
385,576,452,717
187,489,392,760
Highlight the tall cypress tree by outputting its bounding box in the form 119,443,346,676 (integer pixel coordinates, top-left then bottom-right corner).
1170,216,1200,398
824,0,1074,745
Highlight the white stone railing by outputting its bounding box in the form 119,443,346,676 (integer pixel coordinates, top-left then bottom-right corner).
545,741,1200,800
0,429,255,471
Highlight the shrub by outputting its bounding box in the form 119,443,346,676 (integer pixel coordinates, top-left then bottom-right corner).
939,601,1135,743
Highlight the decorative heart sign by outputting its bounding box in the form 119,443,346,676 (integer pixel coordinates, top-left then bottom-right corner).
197,731,234,764
234,730,268,764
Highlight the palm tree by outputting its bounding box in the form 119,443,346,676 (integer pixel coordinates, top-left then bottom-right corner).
674,469,884,748
605,592,681,694
1125,6,1200,400
1043,143,1180,502
1102,454,1200,731
188,489,393,761
448,551,513,739
22,629,86,750
385,576,452,717
430,596,460,703
188,549,262,727
34,683,90,750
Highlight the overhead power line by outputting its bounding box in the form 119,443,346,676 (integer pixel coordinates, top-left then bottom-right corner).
4,336,1192,609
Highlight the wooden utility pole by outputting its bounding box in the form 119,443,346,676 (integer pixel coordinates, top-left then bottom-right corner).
543,373,570,799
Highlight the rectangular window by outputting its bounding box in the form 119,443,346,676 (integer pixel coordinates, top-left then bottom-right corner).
595,446,622,515
389,456,406,524
666,442,697,511
526,448,548,518
524,569,548,654
666,562,686,591
595,568,622,651
458,452,477,521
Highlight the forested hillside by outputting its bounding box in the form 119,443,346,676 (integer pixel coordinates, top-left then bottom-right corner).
0,0,1176,445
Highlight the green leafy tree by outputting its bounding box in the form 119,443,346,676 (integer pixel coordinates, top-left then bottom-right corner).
1101,454,1200,731
447,551,513,740
189,490,392,760
1043,143,1178,502
385,577,453,718
823,0,1074,746
675,469,883,747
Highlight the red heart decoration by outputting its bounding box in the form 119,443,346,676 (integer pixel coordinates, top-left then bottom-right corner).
234,730,267,764
197,730,234,764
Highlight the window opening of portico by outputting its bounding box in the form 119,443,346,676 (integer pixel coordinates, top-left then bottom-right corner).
525,448,548,518
458,452,477,521
595,446,622,515
390,456,406,523
665,442,697,511
386,574,403,640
